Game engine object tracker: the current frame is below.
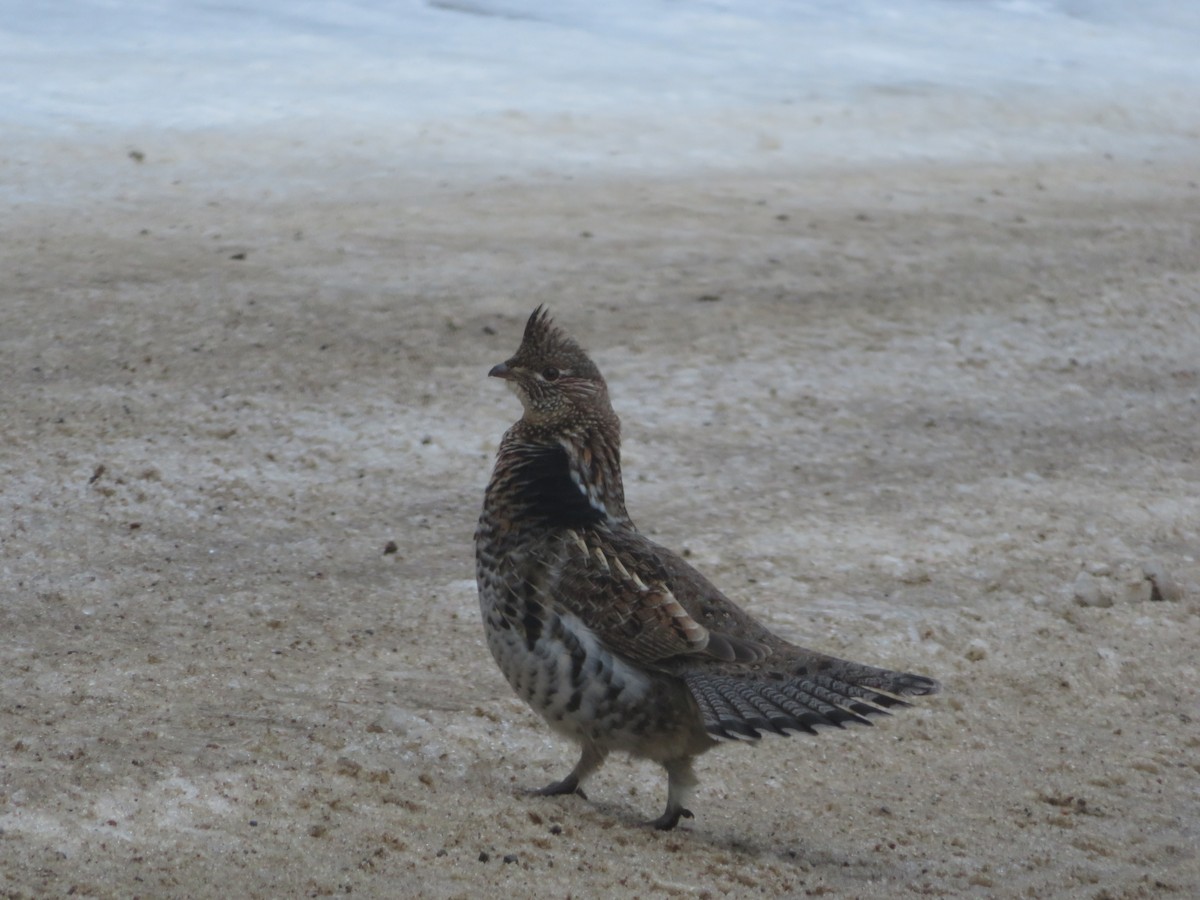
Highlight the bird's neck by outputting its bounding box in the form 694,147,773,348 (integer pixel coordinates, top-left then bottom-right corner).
490,417,630,529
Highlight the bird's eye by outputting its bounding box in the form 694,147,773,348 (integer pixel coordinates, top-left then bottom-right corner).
541,366,560,382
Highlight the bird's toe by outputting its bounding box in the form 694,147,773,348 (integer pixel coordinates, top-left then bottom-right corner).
646,806,693,830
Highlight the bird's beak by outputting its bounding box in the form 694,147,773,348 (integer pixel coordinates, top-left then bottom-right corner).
489,362,511,379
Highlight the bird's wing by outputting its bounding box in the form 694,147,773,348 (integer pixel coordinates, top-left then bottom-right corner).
545,526,940,742
548,527,769,665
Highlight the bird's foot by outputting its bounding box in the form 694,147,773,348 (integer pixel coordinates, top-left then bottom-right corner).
531,777,587,800
646,806,693,830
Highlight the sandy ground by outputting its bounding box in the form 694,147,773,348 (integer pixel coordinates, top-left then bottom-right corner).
2,145,1199,898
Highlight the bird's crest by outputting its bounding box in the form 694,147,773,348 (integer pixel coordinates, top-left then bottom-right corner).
508,306,603,382
522,305,558,346
519,306,575,360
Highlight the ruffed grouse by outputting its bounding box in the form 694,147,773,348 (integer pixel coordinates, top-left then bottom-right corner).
475,307,939,829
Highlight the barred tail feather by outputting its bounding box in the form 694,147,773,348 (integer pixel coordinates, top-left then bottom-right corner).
683,665,939,741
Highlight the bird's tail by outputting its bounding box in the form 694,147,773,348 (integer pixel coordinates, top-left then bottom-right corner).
682,659,939,741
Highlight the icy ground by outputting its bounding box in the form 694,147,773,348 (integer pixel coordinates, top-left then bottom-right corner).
5,0,1200,188
2,1,1199,897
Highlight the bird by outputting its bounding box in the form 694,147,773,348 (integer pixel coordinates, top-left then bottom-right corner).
474,307,940,829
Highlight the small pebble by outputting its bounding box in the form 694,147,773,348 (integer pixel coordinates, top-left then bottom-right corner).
965,639,989,662
1072,571,1112,608
1143,561,1183,602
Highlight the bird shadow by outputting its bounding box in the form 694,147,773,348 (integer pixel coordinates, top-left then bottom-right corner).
519,787,904,875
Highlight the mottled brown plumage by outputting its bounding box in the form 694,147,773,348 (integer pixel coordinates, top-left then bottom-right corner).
474,307,939,829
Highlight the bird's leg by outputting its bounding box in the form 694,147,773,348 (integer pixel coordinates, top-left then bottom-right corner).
533,740,605,800
647,757,698,830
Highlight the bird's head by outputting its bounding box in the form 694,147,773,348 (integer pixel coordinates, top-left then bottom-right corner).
490,307,611,430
